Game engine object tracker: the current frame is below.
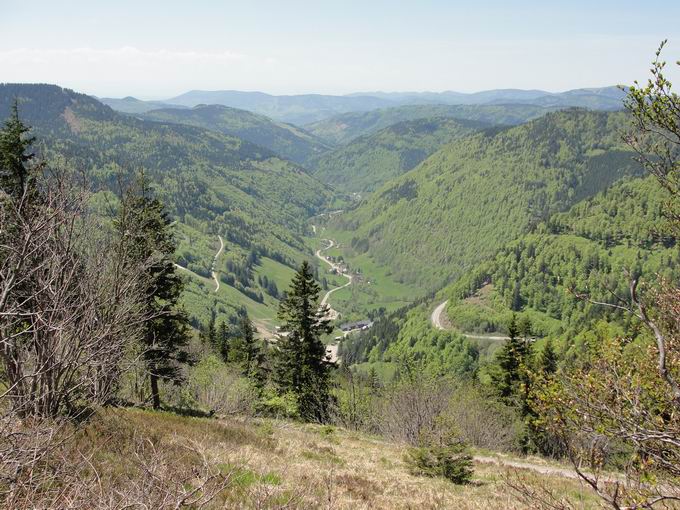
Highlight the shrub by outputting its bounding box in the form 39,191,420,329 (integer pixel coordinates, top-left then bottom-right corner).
187,355,257,415
404,442,474,484
257,387,299,419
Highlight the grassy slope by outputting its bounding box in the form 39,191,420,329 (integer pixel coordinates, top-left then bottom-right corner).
305,103,556,145
310,117,488,193
142,104,331,165
329,109,642,292
71,408,600,509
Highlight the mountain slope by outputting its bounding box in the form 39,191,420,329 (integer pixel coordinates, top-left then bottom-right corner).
328,109,642,290
305,104,555,145
161,90,396,125
339,176,677,371
141,104,331,165
0,83,334,325
310,116,489,192
441,176,678,340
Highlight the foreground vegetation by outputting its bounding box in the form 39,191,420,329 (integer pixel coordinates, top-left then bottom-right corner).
3,408,600,509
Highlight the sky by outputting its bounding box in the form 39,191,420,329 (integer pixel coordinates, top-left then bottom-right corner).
1,0,679,99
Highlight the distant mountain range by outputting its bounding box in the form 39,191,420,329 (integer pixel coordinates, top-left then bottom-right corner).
100,86,626,126
97,96,189,114
141,104,330,165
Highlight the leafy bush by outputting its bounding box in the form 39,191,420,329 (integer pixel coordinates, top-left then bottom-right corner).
257,387,299,419
404,442,474,484
186,355,257,415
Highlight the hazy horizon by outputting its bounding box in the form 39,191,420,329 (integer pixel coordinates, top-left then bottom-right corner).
2,0,679,99
97,84,624,102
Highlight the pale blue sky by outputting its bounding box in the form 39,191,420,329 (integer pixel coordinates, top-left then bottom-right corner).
1,0,679,98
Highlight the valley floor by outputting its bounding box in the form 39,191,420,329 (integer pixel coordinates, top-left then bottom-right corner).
64,409,602,509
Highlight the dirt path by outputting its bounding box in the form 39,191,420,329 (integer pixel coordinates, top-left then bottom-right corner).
211,235,224,292
474,455,578,479
474,455,621,483
430,299,509,340
431,300,449,330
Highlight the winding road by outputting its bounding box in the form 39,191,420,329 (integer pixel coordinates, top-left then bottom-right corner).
430,299,509,340
431,300,449,330
314,236,353,363
173,235,224,293
211,235,225,292
315,239,352,316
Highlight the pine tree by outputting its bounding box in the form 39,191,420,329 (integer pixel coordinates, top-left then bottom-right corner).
229,315,266,386
540,338,558,376
217,320,230,362
116,177,190,409
494,314,528,401
201,308,217,348
274,261,333,422
0,101,37,199
518,315,533,341
510,282,523,311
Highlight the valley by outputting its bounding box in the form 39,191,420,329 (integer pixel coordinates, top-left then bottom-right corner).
3,46,679,508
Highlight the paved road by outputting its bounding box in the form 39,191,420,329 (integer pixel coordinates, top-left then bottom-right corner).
211,235,224,292
315,239,352,312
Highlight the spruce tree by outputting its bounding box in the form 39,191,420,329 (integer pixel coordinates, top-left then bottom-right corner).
217,320,231,362
201,308,217,348
0,102,36,198
116,177,189,409
274,261,333,422
540,338,558,376
229,315,266,386
518,315,533,341
494,314,528,400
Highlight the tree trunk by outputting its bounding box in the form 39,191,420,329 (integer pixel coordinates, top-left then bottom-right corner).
150,372,160,409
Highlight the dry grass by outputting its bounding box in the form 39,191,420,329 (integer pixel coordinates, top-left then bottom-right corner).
462,283,495,308
7,409,604,509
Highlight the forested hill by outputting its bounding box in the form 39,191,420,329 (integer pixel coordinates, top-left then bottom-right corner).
0,84,339,325
304,104,556,145
141,104,331,165
329,109,643,290
0,84,331,254
309,117,489,192
442,176,678,340
99,96,188,114
339,175,678,372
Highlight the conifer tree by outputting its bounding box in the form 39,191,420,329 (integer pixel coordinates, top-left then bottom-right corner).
229,315,266,386
0,101,36,198
518,315,533,342
494,314,528,401
201,308,217,348
116,177,190,409
217,320,230,362
274,261,333,422
539,338,558,376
